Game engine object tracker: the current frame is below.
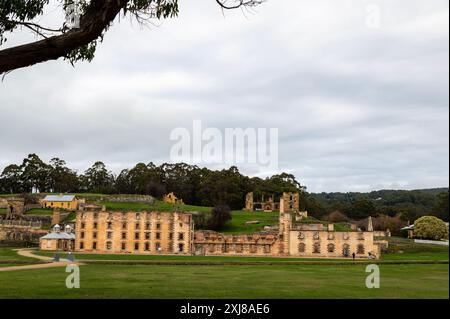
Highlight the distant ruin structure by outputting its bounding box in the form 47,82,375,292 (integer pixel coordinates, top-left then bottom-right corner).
245,192,305,216
4,198,25,220
164,192,184,205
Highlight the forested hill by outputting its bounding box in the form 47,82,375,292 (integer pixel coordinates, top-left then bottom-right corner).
1,154,448,224
307,188,449,222
410,188,449,195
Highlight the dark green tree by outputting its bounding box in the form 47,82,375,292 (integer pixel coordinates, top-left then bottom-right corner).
48,157,79,192
0,164,23,193
82,161,115,193
432,192,449,222
20,153,50,192
208,204,232,231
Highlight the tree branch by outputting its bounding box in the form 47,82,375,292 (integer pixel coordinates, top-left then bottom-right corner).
215,0,264,10
0,0,265,74
0,0,129,74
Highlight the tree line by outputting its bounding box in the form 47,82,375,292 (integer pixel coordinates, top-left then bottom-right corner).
0,154,304,210
311,189,449,225
0,154,447,225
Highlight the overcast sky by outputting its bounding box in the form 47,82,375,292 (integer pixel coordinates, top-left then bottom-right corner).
0,0,448,193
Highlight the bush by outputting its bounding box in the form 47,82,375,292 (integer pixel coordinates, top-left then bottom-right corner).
192,211,209,230
414,216,448,240
373,214,405,235
325,211,349,223
207,205,232,231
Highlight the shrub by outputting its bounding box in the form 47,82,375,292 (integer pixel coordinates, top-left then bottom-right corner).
325,211,349,223
373,214,405,235
414,216,448,240
207,205,232,231
192,211,209,229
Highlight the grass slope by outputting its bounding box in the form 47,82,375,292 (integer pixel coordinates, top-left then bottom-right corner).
383,237,449,261
0,247,38,262
100,201,279,234
25,209,53,216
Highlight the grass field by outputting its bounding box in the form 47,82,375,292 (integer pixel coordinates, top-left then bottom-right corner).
0,263,447,298
25,208,54,216
0,237,448,299
99,201,280,233
383,237,449,260
0,247,37,262
99,200,212,212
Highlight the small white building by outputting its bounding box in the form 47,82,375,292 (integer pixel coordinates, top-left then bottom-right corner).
39,224,75,251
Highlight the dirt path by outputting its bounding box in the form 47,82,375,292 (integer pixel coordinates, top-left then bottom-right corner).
0,261,78,272
0,249,83,272
15,248,54,261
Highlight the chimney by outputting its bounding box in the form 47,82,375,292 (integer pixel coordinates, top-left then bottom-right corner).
368,216,374,232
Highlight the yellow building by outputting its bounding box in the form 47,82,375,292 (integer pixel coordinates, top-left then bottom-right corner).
42,195,78,210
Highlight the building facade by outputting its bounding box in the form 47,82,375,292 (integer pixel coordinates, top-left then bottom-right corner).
163,192,184,205
244,192,301,214
74,207,194,255
39,224,75,251
42,195,78,210
195,213,381,259
70,206,382,258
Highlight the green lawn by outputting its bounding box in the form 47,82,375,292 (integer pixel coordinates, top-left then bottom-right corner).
0,208,6,214
99,200,211,213
25,208,54,216
33,251,361,263
0,263,447,298
222,211,279,234
0,247,38,262
384,237,449,261
99,202,278,234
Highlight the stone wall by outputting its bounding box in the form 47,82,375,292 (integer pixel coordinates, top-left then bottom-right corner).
289,228,379,259
0,220,47,245
193,230,283,256
107,195,155,204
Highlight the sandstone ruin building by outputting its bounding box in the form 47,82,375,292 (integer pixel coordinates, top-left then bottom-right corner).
44,195,383,258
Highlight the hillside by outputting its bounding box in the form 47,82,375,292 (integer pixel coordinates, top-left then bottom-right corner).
308,187,449,223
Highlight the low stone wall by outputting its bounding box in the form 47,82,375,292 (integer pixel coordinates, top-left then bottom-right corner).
22,215,52,224
0,221,47,245
24,204,42,211
0,220,42,228
106,195,155,204
414,239,449,246
374,230,391,237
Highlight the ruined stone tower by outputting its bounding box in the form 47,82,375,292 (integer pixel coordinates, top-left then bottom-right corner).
244,192,254,211
279,192,300,213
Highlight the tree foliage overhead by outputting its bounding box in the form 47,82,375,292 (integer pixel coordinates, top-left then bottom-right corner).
0,0,264,74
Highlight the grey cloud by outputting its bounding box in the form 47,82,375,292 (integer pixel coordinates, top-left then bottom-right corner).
0,0,448,192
